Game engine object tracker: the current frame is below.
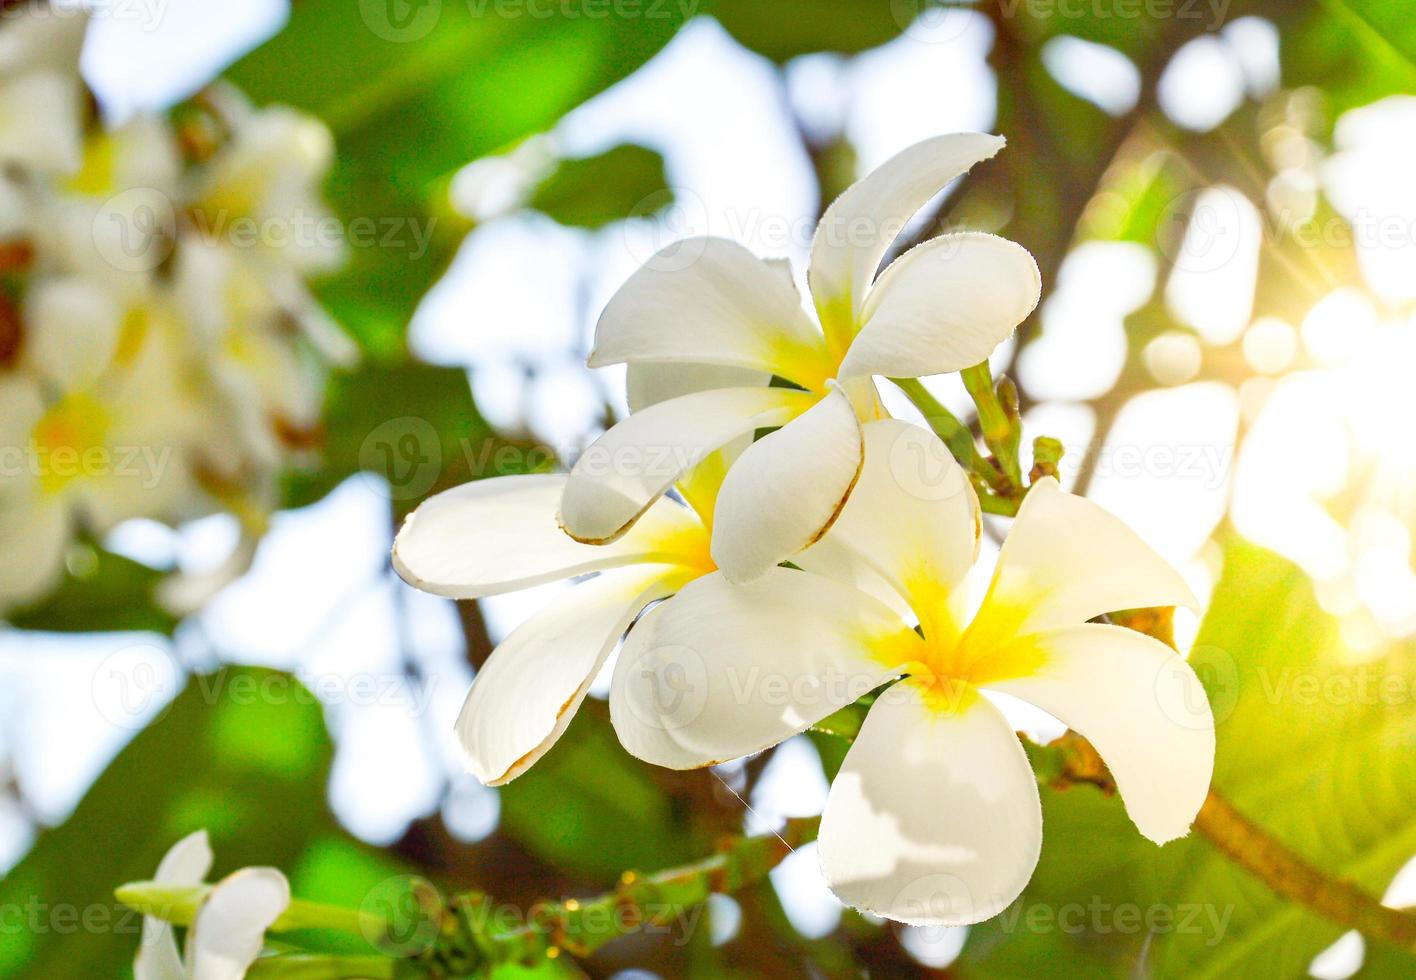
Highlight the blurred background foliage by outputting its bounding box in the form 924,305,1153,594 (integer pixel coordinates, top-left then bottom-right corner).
4,0,1416,976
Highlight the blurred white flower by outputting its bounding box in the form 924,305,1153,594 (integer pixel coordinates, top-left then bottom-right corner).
0,3,88,177
0,16,351,612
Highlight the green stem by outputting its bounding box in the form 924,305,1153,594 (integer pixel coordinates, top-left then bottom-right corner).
246,955,399,979
960,361,1023,491
115,884,382,939
479,817,820,962
889,377,1016,509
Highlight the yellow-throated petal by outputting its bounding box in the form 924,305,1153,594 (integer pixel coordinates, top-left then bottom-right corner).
710,385,863,584
394,474,703,598
610,568,921,770
805,419,979,624
456,566,684,785
981,623,1214,844
970,477,1199,641
591,237,832,389
560,386,814,545
818,683,1042,926
838,232,1040,380
808,133,1006,346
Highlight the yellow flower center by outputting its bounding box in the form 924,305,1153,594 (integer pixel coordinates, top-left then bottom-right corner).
874,572,1048,715
32,393,113,495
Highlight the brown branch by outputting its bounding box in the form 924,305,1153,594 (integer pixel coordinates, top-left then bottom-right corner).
1051,735,1416,954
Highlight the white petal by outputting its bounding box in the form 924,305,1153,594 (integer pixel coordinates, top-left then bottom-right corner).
610,568,921,769
0,375,45,474
560,386,813,544
839,233,1041,379
0,73,83,175
809,133,1006,329
0,5,89,75
591,237,831,387
794,535,916,624
983,624,1214,844
818,684,1041,925
456,566,679,785
710,386,862,584
22,276,124,389
154,830,214,885
807,420,978,610
135,832,214,980
393,474,702,598
978,477,1199,636
0,493,69,609
626,362,769,412
186,868,290,980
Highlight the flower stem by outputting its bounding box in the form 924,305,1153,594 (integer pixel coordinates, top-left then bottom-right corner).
246,955,399,979
476,817,821,963
960,360,1023,491
115,883,382,938
889,376,1017,511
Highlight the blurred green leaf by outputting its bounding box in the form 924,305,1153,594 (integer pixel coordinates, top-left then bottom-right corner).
528,144,669,229
1284,0,1416,120
7,546,176,635
0,667,336,979
498,710,696,880
706,0,909,60
225,0,687,356
281,360,496,516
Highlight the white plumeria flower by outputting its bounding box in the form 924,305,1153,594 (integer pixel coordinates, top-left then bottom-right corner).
172,241,337,472
189,94,347,279
392,460,734,785
134,830,291,980
40,113,184,296
0,3,88,177
560,133,1041,584
611,420,1215,926
0,286,205,607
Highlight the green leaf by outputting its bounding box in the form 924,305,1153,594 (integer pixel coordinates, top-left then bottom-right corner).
498,709,696,880
6,545,176,635
0,667,336,978
528,144,669,229
281,360,500,516
969,542,1416,976
1151,543,1416,977
224,0,686,355
1283,0,1416,121
706,0,910,60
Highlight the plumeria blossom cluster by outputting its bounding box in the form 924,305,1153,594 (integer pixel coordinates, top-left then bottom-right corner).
0,4,352,611
394,132,1216,925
